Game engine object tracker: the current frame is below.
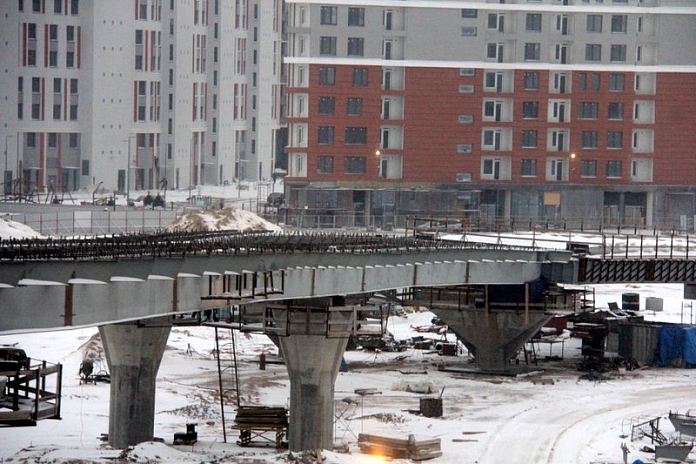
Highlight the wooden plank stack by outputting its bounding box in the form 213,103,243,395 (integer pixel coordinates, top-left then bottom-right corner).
358,433,442,461
232,406,288,448
234,406,288,428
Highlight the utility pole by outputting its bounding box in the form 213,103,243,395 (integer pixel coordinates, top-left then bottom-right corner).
124,135,134,206
4,135,13,196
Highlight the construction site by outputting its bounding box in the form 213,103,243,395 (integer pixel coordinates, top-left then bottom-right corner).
3,197,696,462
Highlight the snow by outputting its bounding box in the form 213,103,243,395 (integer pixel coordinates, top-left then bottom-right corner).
2,290,696,464
0,215,45,239
164,207,282,233
3,200,696,462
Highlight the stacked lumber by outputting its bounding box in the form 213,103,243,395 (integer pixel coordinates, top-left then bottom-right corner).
358,433,442,461
234,406,288,429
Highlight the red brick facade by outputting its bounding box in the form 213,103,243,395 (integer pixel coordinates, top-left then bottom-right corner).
287,66,696,187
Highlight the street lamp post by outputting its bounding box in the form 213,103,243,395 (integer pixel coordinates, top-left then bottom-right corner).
124,135,134,207
4,135,14,196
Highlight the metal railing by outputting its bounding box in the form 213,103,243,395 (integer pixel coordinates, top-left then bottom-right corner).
8,210,178,236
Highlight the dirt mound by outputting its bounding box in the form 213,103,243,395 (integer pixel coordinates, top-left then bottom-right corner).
165,208,282,233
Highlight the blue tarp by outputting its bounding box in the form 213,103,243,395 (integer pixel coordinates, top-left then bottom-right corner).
631,460,646,464
684,327,696,366
654,325,696,367
655,326,685,367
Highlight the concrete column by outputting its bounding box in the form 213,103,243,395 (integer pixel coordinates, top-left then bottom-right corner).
99,317,171,448
278,335,348,451
434,309,550,371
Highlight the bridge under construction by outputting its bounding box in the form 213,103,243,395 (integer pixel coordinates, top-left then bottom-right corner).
0,231,693,451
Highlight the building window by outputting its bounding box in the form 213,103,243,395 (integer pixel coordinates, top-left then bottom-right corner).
55,0,63,14
317,156,334,174
27,23,37,66
608,102,624,120
522,130,537,148
488,13,504,30
609,74,625,92
27,133,36,148
610,44,626,62
482,158,502,179
607,131,623,149
318,96,335,115
48,133,57,149
522,101,539,119
319,67,335,85
346,97,362,116
70,0,78,15
31,77,41,120
17,77,23,119
483,130,501,150
524,72,539,90
578,72,590,91
344,156,366,174
352,68,368,87
578,73,600,92
587,15,602,33
581,160,597,177
135,30,144,70
521,159,537,177
32,0,41,12
585,44,602,61
459,84,475,94
487,43,503,62
582,131,598,148
317,126,334,145
348,7,364,26
459,114,474,124
577,102,599,119
524,43,541,61
319,36,337,55
611,15,627,33
457,144,473,153
48,24,58,67
456,173,472,182
461,9,477,18
460,68,476,77
606,160,622,178
461,27,477,36
347,37,364,56
345,127,367,145
484,72,502,91
52,78,61,120
526,13,542,32
320,6,337,25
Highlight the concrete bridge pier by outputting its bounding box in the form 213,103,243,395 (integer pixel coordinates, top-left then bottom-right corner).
278,334,348,451
434,309,551,371
99,317,171,448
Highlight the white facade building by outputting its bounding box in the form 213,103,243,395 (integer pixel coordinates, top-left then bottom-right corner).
0,0,283,195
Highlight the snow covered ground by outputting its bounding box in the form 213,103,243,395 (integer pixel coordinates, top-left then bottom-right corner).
1,293,696,464
3,197,696,463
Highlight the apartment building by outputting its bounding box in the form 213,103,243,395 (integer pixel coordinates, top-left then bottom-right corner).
0,0,284,195
283,0,696,228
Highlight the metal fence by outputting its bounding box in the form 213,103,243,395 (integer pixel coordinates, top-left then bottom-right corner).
10,209,178,236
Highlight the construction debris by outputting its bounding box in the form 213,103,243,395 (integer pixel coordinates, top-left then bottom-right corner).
668,411,696,437
358,433,442,461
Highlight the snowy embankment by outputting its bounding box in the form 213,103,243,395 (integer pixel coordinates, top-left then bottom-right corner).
0,215,45,239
